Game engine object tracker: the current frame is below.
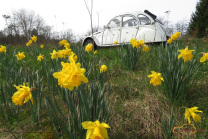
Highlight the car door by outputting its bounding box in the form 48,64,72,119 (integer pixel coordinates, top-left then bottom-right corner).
136,14,156,42
120,15,138,43
102,16,121,45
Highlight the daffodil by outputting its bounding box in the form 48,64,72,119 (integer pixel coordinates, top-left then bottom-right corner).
94,50,98,55
85,44,93,53
53,54,88,90
167,38,173,44
71,52,78,61
200,52,208,63
100,65,107,73
184,107,203,123
59,48,72,58
59,39,69,46
147,71,164,86
0,45,6,53
178,46,195,62
15,52,25,60
174,32,181,38
170,34,177,41
114,41,118,45
82,120,110,139
138,40,145,47
167,32,181,44
143,46,149,52
50,49,61,60
135,40,145,48
12,83,33,106
40,45,44,48
31,35,37,42
37,54,44,61
26,40,32,47
73,54,78,61
64,43,70,49
130,38,136,45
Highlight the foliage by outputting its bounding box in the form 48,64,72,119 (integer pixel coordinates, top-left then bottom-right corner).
158,42,202,103
0,37,208,138
188,0,208,38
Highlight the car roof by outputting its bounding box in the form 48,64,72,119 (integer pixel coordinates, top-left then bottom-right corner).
119,10,157,20
120,11,145,16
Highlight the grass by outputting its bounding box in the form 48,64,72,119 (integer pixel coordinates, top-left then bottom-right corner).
0,38,208,138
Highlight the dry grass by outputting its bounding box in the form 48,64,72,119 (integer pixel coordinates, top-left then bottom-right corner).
108,89,174,138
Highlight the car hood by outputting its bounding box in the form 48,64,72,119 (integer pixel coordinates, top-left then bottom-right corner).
93,30,104,35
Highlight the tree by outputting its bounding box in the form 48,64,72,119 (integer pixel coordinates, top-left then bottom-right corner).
188,0,208,38
174,20,189,36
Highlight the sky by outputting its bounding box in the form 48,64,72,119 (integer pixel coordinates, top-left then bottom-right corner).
0,0,198,37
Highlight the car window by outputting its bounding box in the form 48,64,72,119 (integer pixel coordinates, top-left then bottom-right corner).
122,15,137,27
108,16,121,29
138,14,151,25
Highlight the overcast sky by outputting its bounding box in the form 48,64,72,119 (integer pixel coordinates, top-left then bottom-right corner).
0,0,198,37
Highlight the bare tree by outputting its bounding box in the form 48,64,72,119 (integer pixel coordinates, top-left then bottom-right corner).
174,20,188,36
35,14,45,35
85,26,99,36
84,0,93,36
9,9,46,39
2,15,11,35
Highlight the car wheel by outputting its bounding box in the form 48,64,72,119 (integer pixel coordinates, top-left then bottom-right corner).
83,39,98,50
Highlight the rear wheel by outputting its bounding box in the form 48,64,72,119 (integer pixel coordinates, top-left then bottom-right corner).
83,39,98,50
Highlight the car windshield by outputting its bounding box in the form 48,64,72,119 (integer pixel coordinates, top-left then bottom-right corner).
108,16,121,29
138,14,151,25
122,15,137,27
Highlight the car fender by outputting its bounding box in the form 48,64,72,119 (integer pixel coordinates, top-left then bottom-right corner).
82,31,103,46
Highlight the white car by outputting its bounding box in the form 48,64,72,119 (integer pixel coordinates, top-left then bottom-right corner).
83,10,169,48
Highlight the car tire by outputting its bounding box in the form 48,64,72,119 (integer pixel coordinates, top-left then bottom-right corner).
83,39,98,50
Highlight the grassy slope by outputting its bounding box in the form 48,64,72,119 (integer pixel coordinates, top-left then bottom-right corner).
0,39,208,138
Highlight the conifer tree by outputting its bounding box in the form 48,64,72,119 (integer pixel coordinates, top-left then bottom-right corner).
188,0,208,38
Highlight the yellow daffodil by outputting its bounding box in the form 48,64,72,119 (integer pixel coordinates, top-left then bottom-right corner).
29,40,33,44
71,52,78,61
167,32,181,44
15,52,25,60
50,49,61,60
130,38,136,45
82,120,110,139
184,107,203,123
178,46,195,62
85,44,93,53
130,38,145,48
31,35,37,42
171,34,177,41
0,45,6,53
12,83,33,106
139,40,145,47
147,71,164,86
114,41,118,45
59,39,69,46
143,46,149,52
26,41,32,47
59,48,72,58
94,50,98,55
167,38,173,44
200,52,208,63
40,45,44,48
53,54,88,91
174,32,181,38
64,43,70,49
100,65,107,73
135,40,145,48
37,54,44,61
73,54,78,61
